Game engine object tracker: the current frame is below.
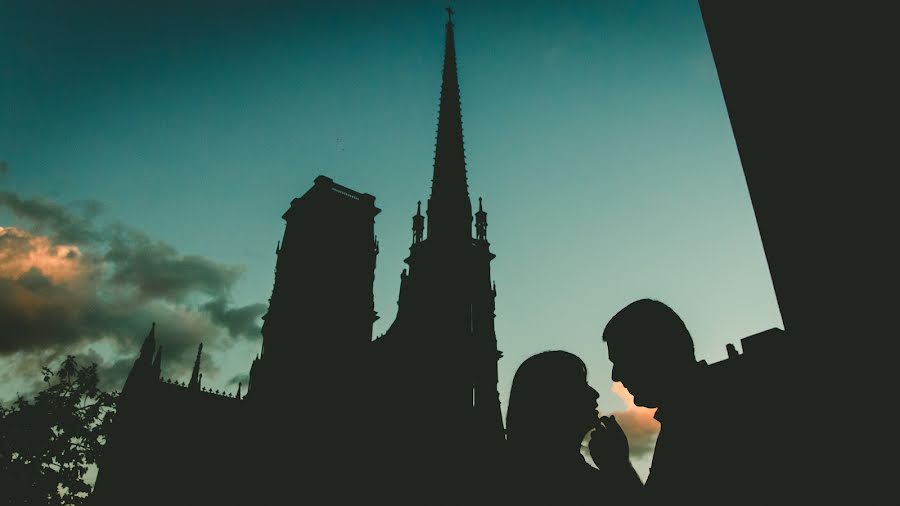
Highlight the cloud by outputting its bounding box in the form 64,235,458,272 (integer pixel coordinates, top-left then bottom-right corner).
611,382,660,458
202,297,267,339
0,193,264,397
226,372,250,389
0,226,85,282
0,191,102,244
104,225,244,302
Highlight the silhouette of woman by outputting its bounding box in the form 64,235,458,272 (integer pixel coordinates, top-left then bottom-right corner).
504,351,642,503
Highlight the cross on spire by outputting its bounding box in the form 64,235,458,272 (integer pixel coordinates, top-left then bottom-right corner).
446,6,454,23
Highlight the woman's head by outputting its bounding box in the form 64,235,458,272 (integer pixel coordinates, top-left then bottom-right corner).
506,351,600,449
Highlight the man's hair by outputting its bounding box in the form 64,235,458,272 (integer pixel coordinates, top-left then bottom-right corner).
603,299,695,360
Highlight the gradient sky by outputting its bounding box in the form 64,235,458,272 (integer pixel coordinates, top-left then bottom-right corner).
1,0,783,481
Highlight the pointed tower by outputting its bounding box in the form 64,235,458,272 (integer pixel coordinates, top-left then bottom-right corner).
138,322,157,366
427,7,473,242
122,323,161,395
374,11,505,489
188,343,203,391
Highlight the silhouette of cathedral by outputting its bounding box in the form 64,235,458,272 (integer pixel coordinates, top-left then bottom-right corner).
92,11,504,504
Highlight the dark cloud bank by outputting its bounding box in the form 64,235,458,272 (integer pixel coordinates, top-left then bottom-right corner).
0,190,265,397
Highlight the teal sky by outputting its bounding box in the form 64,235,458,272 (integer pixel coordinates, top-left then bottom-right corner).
1,0,782,480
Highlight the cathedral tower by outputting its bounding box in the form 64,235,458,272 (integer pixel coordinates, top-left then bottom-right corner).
373,11,505,492
247,175,380,403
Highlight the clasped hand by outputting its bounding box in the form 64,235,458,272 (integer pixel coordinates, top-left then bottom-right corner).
588,415,631,469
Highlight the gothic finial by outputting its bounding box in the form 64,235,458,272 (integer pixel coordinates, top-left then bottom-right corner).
188,343,203,391
236,382,243,400
446,6,454,23
475,196,488,241
412,202,425,244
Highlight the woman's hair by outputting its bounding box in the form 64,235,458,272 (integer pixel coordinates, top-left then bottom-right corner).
505,350,589,446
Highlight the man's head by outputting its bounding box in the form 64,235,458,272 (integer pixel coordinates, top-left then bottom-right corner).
602,299,696,408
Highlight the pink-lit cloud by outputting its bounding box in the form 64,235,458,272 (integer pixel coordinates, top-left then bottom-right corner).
0,226,86,283
611,381,660,457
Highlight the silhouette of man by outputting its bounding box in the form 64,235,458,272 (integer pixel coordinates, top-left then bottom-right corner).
602,299,770,501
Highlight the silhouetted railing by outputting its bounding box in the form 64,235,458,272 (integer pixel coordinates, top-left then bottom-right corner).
159,377,242,400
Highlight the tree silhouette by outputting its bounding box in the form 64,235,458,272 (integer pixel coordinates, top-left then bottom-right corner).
0,356,118,505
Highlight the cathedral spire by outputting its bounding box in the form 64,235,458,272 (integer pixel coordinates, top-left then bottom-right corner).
138,322,156,365
188,343,203,391
152,345,163,378
427,7,473,241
